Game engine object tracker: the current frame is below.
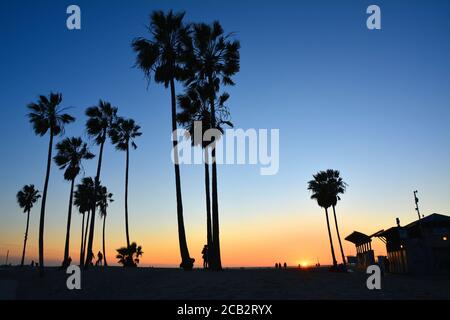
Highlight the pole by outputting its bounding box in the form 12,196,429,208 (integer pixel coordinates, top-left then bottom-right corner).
5,250,9,265
414,190,421,220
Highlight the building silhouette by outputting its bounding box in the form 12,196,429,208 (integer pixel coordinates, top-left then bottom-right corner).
346,213,450,274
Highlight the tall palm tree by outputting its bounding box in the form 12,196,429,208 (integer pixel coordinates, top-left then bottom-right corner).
84,100,117,268
326,169,348,267
307,171,338,268
74,177,95,266
97,185,113,267
132,10,194,270
183,22,240,270
54,137,94,268
110,117,141,248
27,92,75,275
177,85,232,269
16,185,41,266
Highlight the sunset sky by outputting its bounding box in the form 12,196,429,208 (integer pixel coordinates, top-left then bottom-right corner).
1,0,449,268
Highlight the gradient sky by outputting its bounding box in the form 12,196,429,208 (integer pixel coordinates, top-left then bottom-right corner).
0,0,449,267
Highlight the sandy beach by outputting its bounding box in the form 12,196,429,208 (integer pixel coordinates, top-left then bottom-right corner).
1,266,449,300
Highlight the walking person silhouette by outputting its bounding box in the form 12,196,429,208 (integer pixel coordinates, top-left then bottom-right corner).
202,245,209,269
95,251,103,266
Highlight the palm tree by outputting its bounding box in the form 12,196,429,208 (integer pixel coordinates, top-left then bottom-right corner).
16,185,41,266
116,242,143,267
307,171,338,268
27,92,75,275
183,22,240,270
326,169,348,267
132,10,194,270
74,177,95,266
54,137,94,268
84,100,117,268
177,85,232,268
110,118,142,248
97,185,113,267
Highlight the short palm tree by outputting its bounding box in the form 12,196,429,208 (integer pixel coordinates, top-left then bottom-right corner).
307,171,338,268
54,137,94,268
116,242,143,267
183,21,240,270
27,92,75,275
84,100,117,268
97,185,113,267
110,117,142,248
326,169,348,266
177,85,232,268
132,10,194,270
16,185,41,266
74,177,95,266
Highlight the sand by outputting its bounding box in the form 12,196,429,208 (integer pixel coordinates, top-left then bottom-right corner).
1,266,449,300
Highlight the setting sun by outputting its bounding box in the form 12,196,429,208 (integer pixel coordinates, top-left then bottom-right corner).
299,261,309,268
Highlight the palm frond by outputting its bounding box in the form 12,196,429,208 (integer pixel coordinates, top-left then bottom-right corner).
16,185,40,213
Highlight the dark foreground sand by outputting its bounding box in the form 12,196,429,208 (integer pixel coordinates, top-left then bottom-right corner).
1,266,449,300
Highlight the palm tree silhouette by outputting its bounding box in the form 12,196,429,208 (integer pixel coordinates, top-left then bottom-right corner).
110,117,142,248
84,101,117,268
116,242,143,267
97,185,113,267
16,185,41,266
183,21,240,270
307,171,338,268
74,177,95,266
132,10,194,270
27,92,75,275
326,169,348,266
177,85,233,268
54,137,94,268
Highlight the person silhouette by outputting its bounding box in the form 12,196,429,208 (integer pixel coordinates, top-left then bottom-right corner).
95,251,103,266
284,262,287,269
85,251,95,266
275,263,278,269
202,245,209,269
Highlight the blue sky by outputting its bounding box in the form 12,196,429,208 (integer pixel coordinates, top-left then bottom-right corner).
0,0,449,266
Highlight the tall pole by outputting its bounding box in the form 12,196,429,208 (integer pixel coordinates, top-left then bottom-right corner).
5,250,9,265
414,190,421,220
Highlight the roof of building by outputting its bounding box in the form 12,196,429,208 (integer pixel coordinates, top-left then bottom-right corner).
404,213,450,228
374,213,450,239
345,231,372,245
347,214,450,242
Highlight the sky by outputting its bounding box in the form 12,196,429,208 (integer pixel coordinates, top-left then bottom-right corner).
0,0,449,268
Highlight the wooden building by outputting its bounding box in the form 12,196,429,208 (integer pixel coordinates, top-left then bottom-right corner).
373,213,450,274
345,231,375,270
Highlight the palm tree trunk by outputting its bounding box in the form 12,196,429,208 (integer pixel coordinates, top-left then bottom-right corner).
325,207,338,267
79,212,85,266
85,137,105,268
125,144,130,248
204,149,213,268
332,205,346,266
170,78,193,270
208,76,222,271
83,209,92,266
103,215,107,267
210,154,221,270
62,179,75,267
21,209,31,267
82,209,91,265
38,130,54,276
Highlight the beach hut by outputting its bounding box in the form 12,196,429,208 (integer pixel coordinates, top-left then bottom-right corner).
345,231,375,270
373,213,450,274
